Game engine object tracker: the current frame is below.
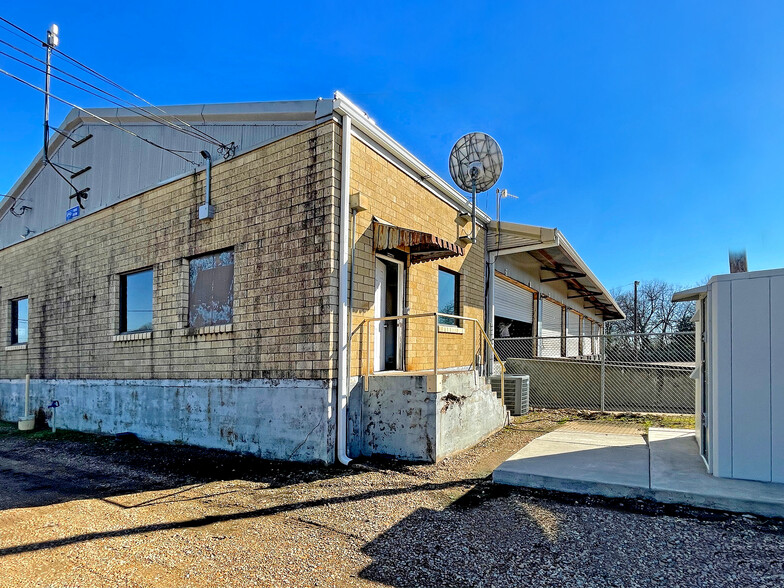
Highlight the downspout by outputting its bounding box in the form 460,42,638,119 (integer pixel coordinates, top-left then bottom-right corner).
198,150,215,219
336,115,352,465
485,228,495,375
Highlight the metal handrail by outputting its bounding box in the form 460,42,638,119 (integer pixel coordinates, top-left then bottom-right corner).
359,312,505,401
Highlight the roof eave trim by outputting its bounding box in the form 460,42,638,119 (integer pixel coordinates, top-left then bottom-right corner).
672,285,708,303
333,91,492,224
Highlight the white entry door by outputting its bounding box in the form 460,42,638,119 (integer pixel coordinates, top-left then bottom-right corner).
374,255,404,371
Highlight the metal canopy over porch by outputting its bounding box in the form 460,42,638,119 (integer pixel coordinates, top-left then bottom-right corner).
488,221,624,321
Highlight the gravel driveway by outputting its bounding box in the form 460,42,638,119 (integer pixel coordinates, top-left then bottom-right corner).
0,412,782,587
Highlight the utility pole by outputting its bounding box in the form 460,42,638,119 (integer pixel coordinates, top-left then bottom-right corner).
43,24,59,162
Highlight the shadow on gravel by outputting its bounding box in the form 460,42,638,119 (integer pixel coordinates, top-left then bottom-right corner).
0,422,353,512
0,476,487,558
358,484,784,588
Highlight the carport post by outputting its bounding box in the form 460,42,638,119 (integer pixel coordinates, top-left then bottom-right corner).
600,335,606,412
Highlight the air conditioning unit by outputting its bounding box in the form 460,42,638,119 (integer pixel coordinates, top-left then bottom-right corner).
490,375,529,416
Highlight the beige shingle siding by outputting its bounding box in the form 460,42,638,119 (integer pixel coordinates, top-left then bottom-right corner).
0,122,340,382
0,118,487,384
347,135,486,375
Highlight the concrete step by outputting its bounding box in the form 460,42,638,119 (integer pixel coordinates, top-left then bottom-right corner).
493,428,784,518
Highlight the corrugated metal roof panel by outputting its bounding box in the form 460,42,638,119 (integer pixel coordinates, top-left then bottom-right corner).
0,118,312,250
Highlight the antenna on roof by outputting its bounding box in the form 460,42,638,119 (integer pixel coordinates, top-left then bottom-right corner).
41,24,90,209
43,23,58,160
448,132,503,244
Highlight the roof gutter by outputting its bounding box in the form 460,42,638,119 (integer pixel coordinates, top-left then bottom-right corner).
491,238,561,258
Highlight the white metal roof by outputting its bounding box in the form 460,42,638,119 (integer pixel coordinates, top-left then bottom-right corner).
489,221,625,320
0,95,490,250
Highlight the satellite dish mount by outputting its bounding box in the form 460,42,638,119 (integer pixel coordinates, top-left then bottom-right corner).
448,133,503,244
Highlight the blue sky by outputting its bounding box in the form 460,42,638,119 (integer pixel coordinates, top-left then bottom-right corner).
1,2,783,290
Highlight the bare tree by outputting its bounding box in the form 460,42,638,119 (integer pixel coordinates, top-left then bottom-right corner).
607,280,696,334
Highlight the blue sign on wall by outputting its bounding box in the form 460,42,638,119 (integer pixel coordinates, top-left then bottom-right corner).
66,206,80,221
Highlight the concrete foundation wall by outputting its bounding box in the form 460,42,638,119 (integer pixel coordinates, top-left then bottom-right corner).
436,372,510,459
0,378,335,463
348,371,507,462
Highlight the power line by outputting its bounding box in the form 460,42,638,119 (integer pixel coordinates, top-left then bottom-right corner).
49,126,76,143
0,37,227,147
0,65,199,165
0,46,223,145
0,39,90,200
54,48,232,152
0,16,233,154
0,17,41,47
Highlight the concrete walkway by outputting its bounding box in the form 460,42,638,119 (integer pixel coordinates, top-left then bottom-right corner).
493,427,784,518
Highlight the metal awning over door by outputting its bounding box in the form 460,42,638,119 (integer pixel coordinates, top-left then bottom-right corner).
373,219,464,264
494,275,534,323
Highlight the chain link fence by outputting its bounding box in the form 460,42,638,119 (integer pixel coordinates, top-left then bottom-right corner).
494,332,696,414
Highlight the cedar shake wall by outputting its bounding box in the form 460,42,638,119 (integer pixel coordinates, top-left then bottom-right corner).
0,122,341,382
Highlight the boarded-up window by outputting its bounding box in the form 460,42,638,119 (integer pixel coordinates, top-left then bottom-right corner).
189,250,234,328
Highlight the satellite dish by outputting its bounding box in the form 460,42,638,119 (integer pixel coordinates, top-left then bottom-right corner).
448,132,503,194
448,132,503,243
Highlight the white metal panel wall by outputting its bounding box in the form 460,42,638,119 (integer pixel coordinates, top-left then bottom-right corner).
705,270,784,483
581,318,593,355
592,321,600,354
771,275,784,483
540,300,562,357
0,122,308,250
709,279,733,478
730,278,772,482
565,311,580,357
494,277,534,323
